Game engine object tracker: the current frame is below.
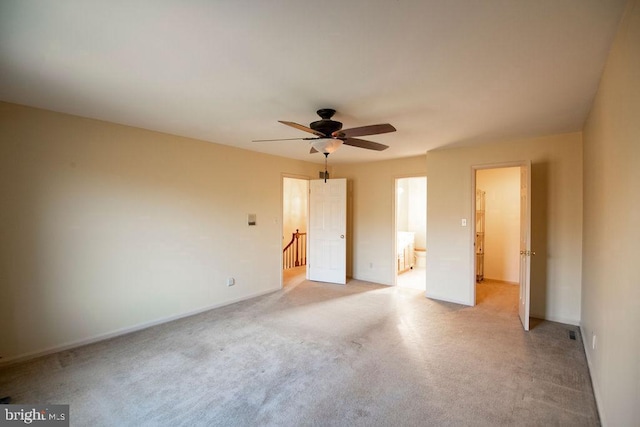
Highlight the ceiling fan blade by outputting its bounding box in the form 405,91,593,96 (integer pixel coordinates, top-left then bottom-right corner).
333,123,396,138
342,137,389,151
252,137,308,142
279,121,327,137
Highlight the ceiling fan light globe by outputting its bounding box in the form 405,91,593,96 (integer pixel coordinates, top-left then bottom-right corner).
311,138,343,154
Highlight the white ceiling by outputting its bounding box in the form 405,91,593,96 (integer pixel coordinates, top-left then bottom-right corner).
0,1,627,164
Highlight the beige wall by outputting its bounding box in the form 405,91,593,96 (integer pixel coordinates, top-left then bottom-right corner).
477,167,520,283
334,156,427,285
581,0,640,425
425,133,583,324
0,102,319,362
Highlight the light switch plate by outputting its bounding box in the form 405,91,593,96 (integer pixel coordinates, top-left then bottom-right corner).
248,214,256,226
461,218,467,226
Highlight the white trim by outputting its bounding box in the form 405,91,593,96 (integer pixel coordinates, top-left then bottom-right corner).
471,168,478,305
393,178,399,286
530,313,580,326
580,324,605,426
0,287,280,367
484,278,519,285
425,292,472,307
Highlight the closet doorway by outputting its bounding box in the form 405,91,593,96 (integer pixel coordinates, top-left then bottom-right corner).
282,176,309,287
395,176,427,290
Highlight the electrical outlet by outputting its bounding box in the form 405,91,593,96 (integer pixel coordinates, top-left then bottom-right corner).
227,277,235,287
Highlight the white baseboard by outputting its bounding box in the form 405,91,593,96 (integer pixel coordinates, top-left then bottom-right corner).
483,278,519,285
580,324,605,426
425,292,472,307
530,312,580,326
0,287,280,367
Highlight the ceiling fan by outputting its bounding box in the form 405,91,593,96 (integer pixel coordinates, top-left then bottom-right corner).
253,109,396,155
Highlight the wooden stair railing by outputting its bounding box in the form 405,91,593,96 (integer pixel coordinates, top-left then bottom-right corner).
283,229,307,269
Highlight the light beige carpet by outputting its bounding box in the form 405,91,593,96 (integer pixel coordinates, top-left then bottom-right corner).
0,277,598,426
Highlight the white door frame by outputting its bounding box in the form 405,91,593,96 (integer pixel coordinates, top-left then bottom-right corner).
470,161,529,309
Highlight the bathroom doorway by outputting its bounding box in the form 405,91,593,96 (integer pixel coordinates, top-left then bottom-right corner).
395,176,427,290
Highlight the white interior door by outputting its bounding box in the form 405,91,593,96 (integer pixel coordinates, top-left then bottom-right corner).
518,162,532,331
308,178,347,284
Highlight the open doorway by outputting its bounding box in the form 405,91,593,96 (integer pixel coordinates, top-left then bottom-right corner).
282,176,309,287
474,167,520,310
395,176,427,290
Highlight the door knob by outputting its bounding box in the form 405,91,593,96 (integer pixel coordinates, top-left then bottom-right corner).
340,235,344,239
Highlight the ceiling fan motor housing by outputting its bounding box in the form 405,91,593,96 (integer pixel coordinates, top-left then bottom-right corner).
310,108,342,136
